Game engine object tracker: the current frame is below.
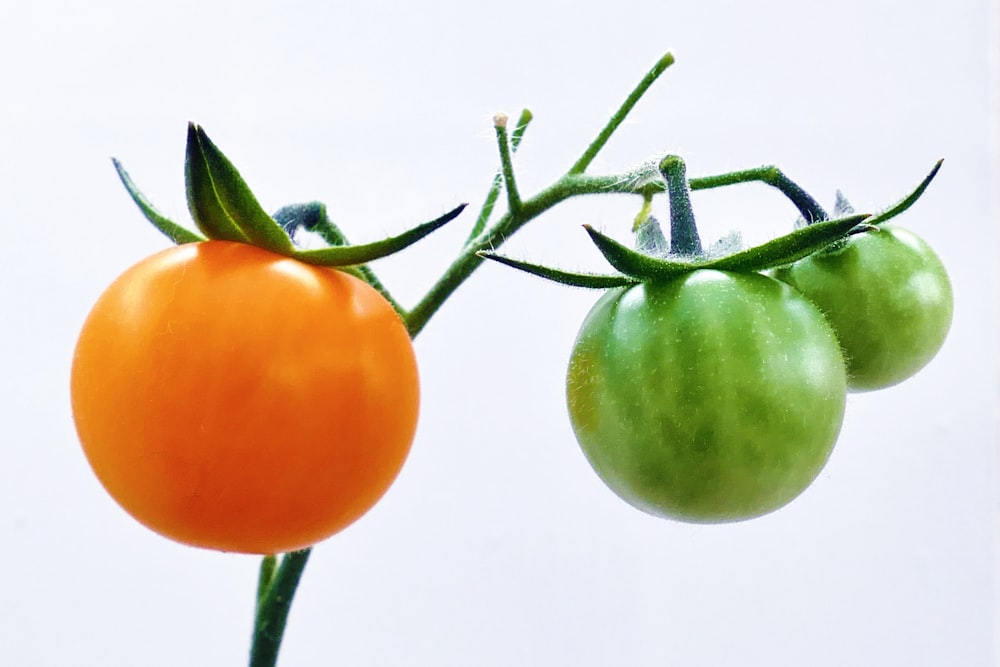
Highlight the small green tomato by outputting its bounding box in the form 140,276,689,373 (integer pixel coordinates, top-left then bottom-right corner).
566,270,847,523
772,225,952,391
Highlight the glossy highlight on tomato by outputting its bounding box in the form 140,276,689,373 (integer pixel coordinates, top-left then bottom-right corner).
566,270,847,523
71,241,419,554
773,225,952,391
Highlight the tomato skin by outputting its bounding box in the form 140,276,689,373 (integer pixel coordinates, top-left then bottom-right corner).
772,226,952,391
71,241,419,554
566,270,847,523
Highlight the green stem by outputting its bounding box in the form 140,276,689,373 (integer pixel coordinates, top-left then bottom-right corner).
405,171,659,335
493,115,523,216
568,52,675,175
659,156,701,256
509,112,532,154
688,165,828,223
467,109,532,242
407,174,596,336
250,550,311,667
256,556,277,613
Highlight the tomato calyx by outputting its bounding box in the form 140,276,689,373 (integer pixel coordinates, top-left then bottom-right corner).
584,213,872,280
113,123,466,267
480,155,943,288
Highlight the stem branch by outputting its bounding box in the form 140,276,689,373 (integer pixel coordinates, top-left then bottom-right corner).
467,110,532,242
568,52,675,175
493,115,523,216
689,166,828,222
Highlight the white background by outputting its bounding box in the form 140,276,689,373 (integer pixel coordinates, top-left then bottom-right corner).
1,1,996,665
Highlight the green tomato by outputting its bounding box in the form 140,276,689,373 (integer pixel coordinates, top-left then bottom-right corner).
566,270,847,523
772,225,952,392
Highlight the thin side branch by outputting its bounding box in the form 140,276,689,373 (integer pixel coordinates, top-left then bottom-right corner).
689,166,827,223
467,109,533,242
568,52,675,175
494,114,522,216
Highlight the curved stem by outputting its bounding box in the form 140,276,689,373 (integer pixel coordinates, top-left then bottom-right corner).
250,550,311,667
689,166,827,223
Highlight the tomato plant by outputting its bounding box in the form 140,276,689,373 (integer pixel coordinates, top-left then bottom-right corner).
772,225,952,391
71,241,420,554
566,270,848,522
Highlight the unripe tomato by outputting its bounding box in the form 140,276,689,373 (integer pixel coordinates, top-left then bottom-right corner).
773,225,952,391
71,241,419,554
566,270,847,522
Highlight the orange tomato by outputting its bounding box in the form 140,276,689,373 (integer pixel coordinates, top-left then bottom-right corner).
71,241,419,554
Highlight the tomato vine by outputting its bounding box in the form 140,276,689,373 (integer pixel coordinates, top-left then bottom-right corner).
75,51,950,666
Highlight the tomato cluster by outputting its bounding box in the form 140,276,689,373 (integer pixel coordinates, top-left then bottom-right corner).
566,224,952,522
72,223,951,548
73,63,953,667
74,124,951,552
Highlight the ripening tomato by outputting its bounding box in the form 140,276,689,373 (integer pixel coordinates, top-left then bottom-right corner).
772,225,952,391
71,241,419,554
566,270,847,523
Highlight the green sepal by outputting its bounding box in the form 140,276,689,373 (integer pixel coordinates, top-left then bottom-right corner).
112,158,205,244
865,159,943,226
707,213,870,271
291,203,467,267
194,125,295,253
477,251,637,289
634,215,669,257
585,212,870,280
584,225,697,279
185,123,249,243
